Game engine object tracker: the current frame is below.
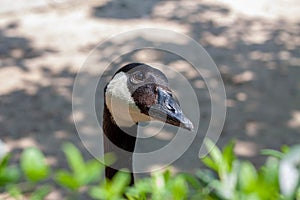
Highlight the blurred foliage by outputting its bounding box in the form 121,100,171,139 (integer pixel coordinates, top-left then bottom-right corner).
55,143,103,191
0,140,300,199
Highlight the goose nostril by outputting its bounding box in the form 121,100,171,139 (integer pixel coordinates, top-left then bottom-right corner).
166,102,176,113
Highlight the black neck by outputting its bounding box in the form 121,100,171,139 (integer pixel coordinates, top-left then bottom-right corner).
103,103,137,185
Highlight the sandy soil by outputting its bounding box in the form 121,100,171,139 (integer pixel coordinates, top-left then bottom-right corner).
0,0,300,199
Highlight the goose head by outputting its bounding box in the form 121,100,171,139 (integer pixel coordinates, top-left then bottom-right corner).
105,63,193,131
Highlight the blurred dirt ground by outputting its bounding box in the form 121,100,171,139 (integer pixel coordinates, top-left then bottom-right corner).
0,0,300,199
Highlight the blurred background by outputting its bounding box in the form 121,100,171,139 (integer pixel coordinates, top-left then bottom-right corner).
0,0,300,197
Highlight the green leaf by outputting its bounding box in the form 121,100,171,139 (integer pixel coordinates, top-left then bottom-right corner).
80,159,103,184
89,186,107,200
55,170,80,190
251,157,280,200
125,178,151,199
111,171,131,195
0,165,20,186
262,157,279,187
0,153,20,186
260,149,285,159
222,140,236,172
152,171,167,200
62,143,85,178
204,139,223,167
20,147,49,182
238,161,257,193
181,173,201,189
202,157,218,172
0,154,10,171
281,145,290,154
196,169,216,185
58,143,104,189
89,171,130,200
170,175,188,200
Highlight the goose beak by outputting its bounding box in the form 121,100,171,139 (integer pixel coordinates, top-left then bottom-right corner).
149,87,194,131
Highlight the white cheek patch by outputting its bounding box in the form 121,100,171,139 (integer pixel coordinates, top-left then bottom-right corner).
105,72,150,127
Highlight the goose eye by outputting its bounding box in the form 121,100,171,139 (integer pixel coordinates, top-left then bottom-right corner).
131,72,145,84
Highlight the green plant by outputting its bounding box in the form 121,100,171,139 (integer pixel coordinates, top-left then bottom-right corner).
54,143,104,191
124,170,188,200
198,139,300,200
0,147,51,200
89,170,131,200
1,140,300,199
21,147,50,183
0,154,20,187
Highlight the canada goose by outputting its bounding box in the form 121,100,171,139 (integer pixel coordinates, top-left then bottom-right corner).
103,63,193,185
